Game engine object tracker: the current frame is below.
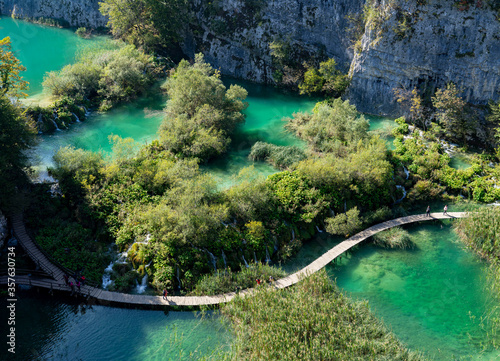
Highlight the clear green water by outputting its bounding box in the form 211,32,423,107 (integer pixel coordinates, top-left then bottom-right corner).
0,17,106,96
0,292,230,360
450,154,472,170
327,222,499,360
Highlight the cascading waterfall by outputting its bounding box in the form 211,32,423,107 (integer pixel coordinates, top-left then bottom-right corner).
273,236,279,252
395,185,407,204
204,249,217,271
253,251,258,264
51,116,61,131
221,250,227,269
83,105,91,116
135,273,148,294
102,262,114,289
72,112,81,122
291,228,295,241
403,166,410,180
265,247,271,264
241,255,249,268
316,225,324,233
176,267,182,290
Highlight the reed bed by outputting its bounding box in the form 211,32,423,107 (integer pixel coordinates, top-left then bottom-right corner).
372,227,415,249
221,270,427,361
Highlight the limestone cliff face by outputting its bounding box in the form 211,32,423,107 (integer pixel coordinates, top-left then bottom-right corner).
186,0,363,83
0,0,107,27
2,0,499,115
349,0,500,115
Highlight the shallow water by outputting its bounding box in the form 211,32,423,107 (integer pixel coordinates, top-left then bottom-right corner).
0,292,230,361
0,17,106,96
450,154,472,170
328,222,499,360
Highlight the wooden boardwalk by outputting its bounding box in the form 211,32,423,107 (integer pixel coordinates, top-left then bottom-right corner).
4,211,467,307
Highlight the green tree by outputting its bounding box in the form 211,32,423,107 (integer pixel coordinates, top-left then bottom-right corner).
0,37,29,97
99,0,187,50
0,95,36,209
299,58,349,97
432,83,477,144
160,54,248,161
285,98,369,154
325,207,362,237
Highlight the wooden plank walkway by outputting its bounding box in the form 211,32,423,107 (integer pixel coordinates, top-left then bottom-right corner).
4,211,467,307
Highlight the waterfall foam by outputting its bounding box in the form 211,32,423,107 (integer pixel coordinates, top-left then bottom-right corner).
134,274,148,294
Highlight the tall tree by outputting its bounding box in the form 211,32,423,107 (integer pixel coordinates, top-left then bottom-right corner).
99,0,187,51
0,37,29,97
0,95,36,210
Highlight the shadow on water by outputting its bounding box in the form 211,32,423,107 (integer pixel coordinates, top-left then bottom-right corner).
0,289,231,361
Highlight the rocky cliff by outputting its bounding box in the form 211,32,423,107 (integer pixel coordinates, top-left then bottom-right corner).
2,0,499,115
0,0,107,28
349,0,500,115
186,0,363,83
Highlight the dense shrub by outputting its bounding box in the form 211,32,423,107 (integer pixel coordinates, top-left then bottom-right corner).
43,44,156,111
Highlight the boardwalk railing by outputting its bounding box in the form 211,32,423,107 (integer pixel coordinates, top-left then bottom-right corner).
6,211,467,307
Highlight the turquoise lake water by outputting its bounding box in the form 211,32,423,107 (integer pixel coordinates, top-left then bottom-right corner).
3,17,497,361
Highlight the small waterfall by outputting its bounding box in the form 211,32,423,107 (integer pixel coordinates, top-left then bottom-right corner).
221,221,229,227
50,117,61,131
265,247,271,265
241,255,249,268
273,236,279,252
205,249,217,271
316,225,324,233
403,166,410,180
135,274,148,294
221,250,227,269
291,228,295,241
102,262,114,289
176,267,182,290
253,251,258,264
395,185,407,204
72,112,81,122
83,106,91,116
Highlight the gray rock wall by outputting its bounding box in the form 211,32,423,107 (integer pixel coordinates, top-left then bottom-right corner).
2,0,499,115
187,0,363,83
0,0,107,27
349,0,500,115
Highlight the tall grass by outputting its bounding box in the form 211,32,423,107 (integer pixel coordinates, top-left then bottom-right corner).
249,142,306,169
189,263,287,296
373,226,415,249
222,270,427,361
455,208,500,349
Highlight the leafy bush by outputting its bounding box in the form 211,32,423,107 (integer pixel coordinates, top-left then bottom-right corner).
325,207,363,237
43,44,156,110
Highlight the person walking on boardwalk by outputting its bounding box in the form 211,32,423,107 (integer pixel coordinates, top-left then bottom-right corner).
426,205,431,217
162,289,168,300
443,205,448,215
